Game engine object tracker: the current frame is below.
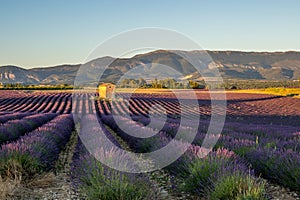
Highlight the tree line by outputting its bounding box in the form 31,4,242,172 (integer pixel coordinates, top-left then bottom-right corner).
116,78,300,89
0,83,74,90
219,80,300,89
117,78,206,89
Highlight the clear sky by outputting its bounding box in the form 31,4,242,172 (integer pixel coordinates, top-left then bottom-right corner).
0,0,299,68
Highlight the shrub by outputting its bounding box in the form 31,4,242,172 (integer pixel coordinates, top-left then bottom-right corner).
0,153,41,179
71,143,152,200
182,155,222,195
246,148,300,191
80,161,148,200
209,172,266,200
181,148,243,195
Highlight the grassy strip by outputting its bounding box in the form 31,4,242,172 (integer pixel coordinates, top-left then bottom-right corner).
232,87,300,97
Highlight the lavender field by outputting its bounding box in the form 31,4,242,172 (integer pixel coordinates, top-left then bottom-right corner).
0,90,299,199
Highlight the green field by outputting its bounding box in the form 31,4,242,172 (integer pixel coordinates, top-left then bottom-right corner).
233,87,300,97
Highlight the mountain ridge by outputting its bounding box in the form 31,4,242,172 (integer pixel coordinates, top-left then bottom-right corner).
0,50,300,85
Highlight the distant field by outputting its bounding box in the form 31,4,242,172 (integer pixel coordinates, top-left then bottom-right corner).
116,87,300,98
2,87,299,97
232,87,300,97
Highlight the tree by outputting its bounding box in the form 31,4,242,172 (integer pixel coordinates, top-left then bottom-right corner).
138,78,147,87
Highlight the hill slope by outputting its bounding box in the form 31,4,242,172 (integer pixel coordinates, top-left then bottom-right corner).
0,51,299,85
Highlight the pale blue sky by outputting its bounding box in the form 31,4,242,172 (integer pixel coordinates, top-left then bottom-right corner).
0,0,299,68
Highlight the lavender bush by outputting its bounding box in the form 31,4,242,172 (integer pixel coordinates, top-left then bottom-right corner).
0,113,57,144
0,112,31,124
0,114,74,179
245,148,300,191
71,115,154,200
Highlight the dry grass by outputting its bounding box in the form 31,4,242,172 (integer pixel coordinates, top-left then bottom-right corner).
0,176,20,199
26,173,55,188
0,160,23,199
0,159,48,199
3,173,56,200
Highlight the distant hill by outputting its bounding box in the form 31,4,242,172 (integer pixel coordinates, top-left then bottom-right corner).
0,51,299,85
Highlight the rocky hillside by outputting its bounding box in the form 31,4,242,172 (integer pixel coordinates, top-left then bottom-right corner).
0,51,299,85
209,51,300,80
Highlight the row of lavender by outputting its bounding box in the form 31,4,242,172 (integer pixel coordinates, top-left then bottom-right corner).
0,93,72,114
132,115,300,192
70,114,154,199
101,115,267,199
0,114,74,181
96,97,202,118
222,122,300,191
0,112,32,124
0,113,58,144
